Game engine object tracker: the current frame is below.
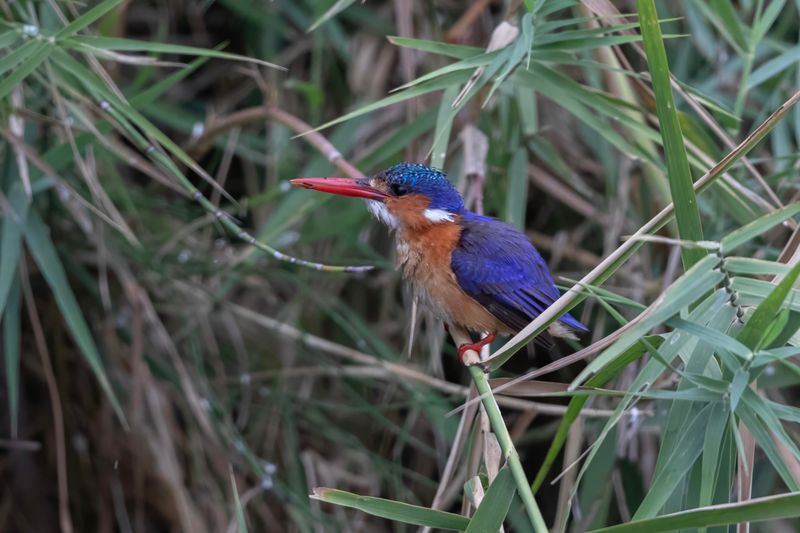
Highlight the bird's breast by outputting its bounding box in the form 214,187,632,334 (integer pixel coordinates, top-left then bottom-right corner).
395,222,509,334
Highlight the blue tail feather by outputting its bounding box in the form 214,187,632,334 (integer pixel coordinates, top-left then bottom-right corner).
559,312,588,332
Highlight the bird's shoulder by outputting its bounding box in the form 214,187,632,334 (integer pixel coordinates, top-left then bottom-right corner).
452,213,552,287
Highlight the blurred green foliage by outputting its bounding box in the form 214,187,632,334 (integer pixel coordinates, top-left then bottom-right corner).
2,1,800,531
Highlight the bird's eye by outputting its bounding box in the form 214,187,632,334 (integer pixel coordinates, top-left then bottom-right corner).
390,183,408,196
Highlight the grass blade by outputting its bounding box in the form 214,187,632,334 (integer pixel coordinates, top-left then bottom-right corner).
720,202,800,254
736,262,800,351
571,254,724,387
0,40,47,78
66,36,284,70
230,469,249,533
465,466,516,533
3,278,21,438
307,0,355,32
638,0,706,270
24,209,127,426
505,147,529,230
55,0,123,39
486,89,800,370
0,42,53,100
310,488,470,530
430,85,460,168
0,184,28,318
589,491,800,532
388,36,483,59
532,336,663,492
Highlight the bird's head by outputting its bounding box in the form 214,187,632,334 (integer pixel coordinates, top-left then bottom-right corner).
291,163,464,229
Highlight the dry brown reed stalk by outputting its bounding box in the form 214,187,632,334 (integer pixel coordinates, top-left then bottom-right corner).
187,106,366,179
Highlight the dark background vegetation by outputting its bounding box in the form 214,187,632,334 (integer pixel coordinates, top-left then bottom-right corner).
2,1,800,532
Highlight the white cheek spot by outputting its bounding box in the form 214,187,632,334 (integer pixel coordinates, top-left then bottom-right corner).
367,200,398,228
423,208,455,223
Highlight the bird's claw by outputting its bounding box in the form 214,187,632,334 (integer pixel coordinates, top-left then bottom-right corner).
457,333,496,366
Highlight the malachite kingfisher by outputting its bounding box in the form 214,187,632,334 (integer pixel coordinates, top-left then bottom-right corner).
291,162,587,362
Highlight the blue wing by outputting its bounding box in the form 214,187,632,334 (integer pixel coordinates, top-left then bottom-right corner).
451,213,587,334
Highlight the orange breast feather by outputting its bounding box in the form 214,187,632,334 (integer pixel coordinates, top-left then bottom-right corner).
387,195,510,334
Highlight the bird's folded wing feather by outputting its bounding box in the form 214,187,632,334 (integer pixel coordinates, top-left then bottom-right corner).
451,215,586,333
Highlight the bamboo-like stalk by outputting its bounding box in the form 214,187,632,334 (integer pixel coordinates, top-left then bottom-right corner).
468,365,548,532
449,326,547,532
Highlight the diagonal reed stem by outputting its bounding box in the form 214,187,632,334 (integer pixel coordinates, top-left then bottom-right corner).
450,325,547,532
468,364,548,532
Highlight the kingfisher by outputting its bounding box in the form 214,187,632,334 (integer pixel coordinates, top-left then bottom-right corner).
291,162,587,362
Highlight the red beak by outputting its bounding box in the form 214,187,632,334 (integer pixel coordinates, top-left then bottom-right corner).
290,177,388,201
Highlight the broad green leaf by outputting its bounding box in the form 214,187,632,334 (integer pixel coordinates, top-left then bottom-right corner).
737,261,800,351
768,399,800,423
654,302,735,477
749,44,800,89
0,42,53,100
0,184,28,318
24,209,127,426
55,0,123,39
430,85,460,168
633,404,715,518
752,346,800,368
724,257,792,276
66,36,283,70
465,467,516,533
0,39,47,78
130,54,211,108
388,36,483,59
690,0,748,55
732,278,800,312
668,317,750,359
741,387,800,471
307,72,471,134
639,0,705,270
307,0,355,31
533,337,664,492
3,279,21,438
736,397,800,491
720,203,800,254
750,0,786,46
393,52,499,91
0,29,18,49
310,488,470,530
516,84,538,136
589,491,800,532
505,147,529,230
357,111,437,171
516,67,655,163
699,403,729,508
230,469,249,533
573,290,730,499
571,254,724,387
729,367,749,411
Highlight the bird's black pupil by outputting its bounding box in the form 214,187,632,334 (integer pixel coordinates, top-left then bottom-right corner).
390,183,408,196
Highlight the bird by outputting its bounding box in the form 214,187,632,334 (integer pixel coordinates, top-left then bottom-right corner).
291,162,587,362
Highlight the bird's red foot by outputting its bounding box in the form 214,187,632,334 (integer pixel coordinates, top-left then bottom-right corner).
457,333,496,364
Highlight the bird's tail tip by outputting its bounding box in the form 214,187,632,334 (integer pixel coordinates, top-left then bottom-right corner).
548,313,588,340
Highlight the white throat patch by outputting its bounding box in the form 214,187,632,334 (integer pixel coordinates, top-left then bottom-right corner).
423,208,455,223
366,200,398,228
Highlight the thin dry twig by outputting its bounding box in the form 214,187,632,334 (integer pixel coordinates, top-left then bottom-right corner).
187,106,366,179
229,303,616,417
20,259,74,533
